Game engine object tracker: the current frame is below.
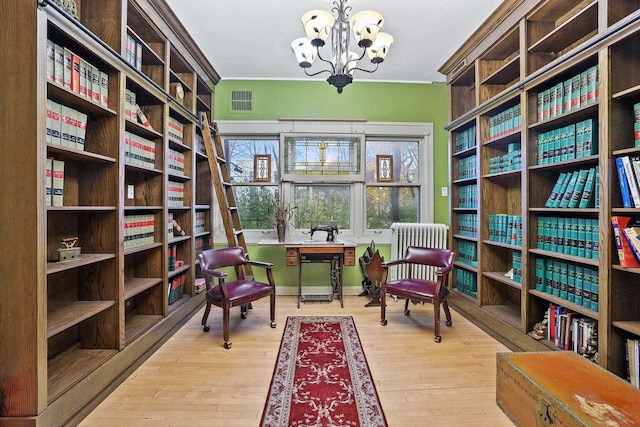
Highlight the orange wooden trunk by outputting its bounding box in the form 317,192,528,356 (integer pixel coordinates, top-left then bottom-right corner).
496,352,640,426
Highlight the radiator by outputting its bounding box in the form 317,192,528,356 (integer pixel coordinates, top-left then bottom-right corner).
390,222,448,282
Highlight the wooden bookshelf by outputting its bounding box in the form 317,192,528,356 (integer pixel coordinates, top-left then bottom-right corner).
440,0,640,385
0,0,219,425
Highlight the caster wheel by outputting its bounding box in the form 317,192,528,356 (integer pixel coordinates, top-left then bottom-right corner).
404,309,411,316
381,319,388,326
241,312,247,319
224,341,232,349
203,325,210,332
270,321,276,328
434,336,442,343
446,320,452,327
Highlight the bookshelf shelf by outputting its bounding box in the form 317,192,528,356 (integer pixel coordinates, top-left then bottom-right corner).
124,277,163,300
527,1,598,54
168,263,191,279
483,302,521,329
612,321,640,336
46,253,116,274
47,300,116,337
530,289,599,319
484,271,522,290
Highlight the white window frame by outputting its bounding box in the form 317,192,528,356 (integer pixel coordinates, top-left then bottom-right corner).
215,120,434,245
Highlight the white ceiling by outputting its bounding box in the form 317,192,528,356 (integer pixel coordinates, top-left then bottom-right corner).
165,0,504,84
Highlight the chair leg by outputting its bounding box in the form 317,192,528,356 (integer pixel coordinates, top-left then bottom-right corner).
201,302,211,332
270,293,276,328
404,298,411,316
434,301,441,343
443,300,453,327
380,291,387,326
223,306,231,349
240,304,248,319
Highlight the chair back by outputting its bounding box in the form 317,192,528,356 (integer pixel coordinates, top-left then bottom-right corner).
404,246,454,270
198,246,247,271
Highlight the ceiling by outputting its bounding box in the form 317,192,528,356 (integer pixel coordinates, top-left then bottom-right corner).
165,0,504,84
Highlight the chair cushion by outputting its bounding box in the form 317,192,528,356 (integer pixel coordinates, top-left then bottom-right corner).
386,278,449,301
206,280,273,304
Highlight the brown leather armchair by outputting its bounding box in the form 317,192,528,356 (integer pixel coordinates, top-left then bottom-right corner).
198,247,276,349
380,246,454,342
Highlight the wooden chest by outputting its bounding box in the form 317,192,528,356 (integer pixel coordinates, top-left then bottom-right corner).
496,352,640,426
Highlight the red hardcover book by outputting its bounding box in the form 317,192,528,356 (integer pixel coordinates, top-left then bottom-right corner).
71,53,81,93
611,216,640,268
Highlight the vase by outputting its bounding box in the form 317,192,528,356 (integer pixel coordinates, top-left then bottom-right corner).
277,223,286,242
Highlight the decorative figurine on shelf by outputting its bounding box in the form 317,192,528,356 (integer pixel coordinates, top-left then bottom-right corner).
54,0,78,19
531,311,549,340
583,327,599,363
58,236,81,263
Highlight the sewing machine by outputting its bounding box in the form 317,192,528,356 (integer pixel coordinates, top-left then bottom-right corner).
310,225,338,242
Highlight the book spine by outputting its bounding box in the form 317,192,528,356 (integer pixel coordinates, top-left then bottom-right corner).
100,71,109,106
46,158,53,207
616,157,634,208
79,59,88,98
52,159,64,207
54,43,64,86
568,169,588,208
623,156,640,207
623,226,640,264
76,111,87,151
578,167,596,208
46,39,55,82
71,53,80,93
558,171,579,208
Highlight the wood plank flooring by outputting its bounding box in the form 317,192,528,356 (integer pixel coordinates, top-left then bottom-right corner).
79,296,514,426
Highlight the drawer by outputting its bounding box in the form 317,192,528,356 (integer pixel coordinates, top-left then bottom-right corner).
286,256,298,266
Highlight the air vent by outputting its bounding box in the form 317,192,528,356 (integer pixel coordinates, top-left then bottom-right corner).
231,90,253,112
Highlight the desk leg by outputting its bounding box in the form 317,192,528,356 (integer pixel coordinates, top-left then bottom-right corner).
338,256,344,308
297,256,302,308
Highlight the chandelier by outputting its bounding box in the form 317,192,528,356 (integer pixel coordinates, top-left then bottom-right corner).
291,0,394,94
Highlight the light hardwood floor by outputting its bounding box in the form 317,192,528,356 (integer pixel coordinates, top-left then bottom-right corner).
79,295,514,426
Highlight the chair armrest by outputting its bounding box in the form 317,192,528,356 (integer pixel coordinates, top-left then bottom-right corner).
246,260,274,270
382,259,405,268
201,268,227,279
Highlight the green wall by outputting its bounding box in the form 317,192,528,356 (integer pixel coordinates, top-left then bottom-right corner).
211,79,451,292
213,79,450,224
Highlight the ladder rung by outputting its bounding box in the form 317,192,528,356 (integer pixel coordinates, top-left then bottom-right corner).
228,206,238,211
216,156,226,164
233,230,244,236
222,181,232,187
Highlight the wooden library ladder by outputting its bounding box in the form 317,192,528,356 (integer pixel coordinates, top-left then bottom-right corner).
200,113,253,279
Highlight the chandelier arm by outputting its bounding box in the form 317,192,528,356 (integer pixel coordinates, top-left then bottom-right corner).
350,63,380,75
304,68,332,77
316,48,337,75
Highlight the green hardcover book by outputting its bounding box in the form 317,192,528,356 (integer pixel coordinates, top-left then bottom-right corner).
594,166,600,208
570,217,579,257
582,268,592,309
535,258,546,291
579,70,588,107
577,218,587,258
566,124,576,159
557,217,566,254
552,261,561,297
546,172,568,207
586,65,598,104
537,217,546,249
570,74,581,110
567,264,576,303
592,219,600,260
582,119,596,156
575,120,585,158
545,260,554,293
549,217,559,252
585,218,594,259
553,172,573,208
568,168,589,208
555,83,564,116
563,216,574,255
578,167,596,208
559,126,569,162
559,262,568,300
590,272,599,312
537,91,544,122
552,129,561,163
543,88,551,121
563,78,572,112
558,171,579,208
574,266,584,306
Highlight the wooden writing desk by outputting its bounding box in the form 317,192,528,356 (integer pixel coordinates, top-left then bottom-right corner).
284,241,356,308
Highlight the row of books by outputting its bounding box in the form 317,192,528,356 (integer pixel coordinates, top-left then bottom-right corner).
488,104,521,141
124,214,155,250
536,119,597,165
546,303,597,354
488,143,521,174
545,167,598,209
46,40,109,107
536,216,600,260
458,184,478,208
46,99,88,151
536,66,598,123
456,240,477,268
615,156,640,208
626,337,640,389
611,216,640,268
457,155,477,180
168,181,185,207
195,211,207,234
125,32,143,71
124,89,153,130
168,149,186,176
168,117,185,145
168,273,186,304
487,214,522,246
124,131,157,169
534,259,599,312
456,214,478,238
453,125,476,154
195,235,211,260
195,133,206,155
45,158,64,207
167,214,187,241
635,103,640,148
455,267,477,298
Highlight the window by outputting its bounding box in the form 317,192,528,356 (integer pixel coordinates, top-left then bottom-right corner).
218,120,433,243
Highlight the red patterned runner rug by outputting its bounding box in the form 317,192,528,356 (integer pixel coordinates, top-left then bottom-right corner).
260,316,387,427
